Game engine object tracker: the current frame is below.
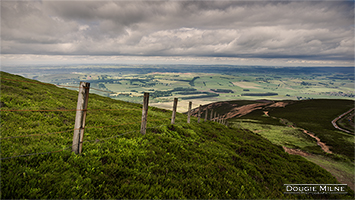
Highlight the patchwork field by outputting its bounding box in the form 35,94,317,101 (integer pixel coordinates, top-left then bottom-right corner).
4,65,354,112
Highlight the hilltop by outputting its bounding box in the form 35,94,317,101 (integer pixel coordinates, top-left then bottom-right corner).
0,71,353,199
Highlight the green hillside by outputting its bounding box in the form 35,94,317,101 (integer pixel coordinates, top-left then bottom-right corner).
197,98,354,191
0,71,353,199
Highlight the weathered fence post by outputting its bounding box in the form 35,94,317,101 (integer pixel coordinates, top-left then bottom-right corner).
204,108,208,122
214,112,217,122
198,105,202,123
210,109,213,121
140,93,149,134
171,98,178,124
72,82,90,154
187,101,192,124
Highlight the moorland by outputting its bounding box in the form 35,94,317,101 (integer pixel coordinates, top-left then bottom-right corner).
0,71,354,199
188,99,354,191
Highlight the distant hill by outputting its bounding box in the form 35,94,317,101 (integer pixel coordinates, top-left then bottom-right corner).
1,71,353,199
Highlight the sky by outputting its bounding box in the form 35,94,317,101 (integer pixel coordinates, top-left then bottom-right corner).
1,0,354,67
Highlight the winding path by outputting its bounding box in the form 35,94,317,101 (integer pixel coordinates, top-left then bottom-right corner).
331,108,354,134
264,111,332,154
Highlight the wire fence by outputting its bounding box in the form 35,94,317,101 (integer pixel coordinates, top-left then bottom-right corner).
0,78,227,160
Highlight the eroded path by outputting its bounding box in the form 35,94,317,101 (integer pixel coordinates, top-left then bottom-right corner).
282,146,310,156
302,129,332,154
264,111,333,154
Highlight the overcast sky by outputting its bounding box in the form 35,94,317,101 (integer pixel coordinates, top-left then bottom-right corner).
1,0,354,67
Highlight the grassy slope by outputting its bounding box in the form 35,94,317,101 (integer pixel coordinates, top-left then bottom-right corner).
0,71,353,199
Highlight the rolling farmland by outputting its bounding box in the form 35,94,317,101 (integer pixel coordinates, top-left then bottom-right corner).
3,65,354,112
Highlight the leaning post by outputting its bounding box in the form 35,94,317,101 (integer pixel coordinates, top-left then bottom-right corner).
187,101,192,124
72,82,90,154
197,105,202,123
171,98,178,124
140,93,149,134
204,107,208,122
210,109,213,121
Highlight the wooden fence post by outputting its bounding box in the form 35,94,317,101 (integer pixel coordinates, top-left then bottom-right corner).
204,108,208,122
187,101,192,124
72,82,90,154
210,109,213,121
140,93,149,134
198,105,201,123
214,112,217,122
171,98,178,124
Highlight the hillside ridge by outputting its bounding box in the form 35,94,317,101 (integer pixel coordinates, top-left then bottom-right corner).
1,71,353,199
193,98,354,191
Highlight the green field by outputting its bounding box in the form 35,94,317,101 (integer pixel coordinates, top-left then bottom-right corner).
1,71,354,199
24,66,354,113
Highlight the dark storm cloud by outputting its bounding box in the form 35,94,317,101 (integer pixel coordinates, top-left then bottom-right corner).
1,0,354,64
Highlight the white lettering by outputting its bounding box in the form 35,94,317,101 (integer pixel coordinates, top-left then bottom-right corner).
286,186,293,192
320,186,327,191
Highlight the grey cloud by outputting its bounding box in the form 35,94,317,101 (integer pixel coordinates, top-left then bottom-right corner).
1,0,354,63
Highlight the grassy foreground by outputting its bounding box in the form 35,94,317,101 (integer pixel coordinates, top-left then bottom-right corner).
1,71,354,199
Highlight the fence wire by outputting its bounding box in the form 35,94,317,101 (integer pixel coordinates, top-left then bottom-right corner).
0,118,220,160
0,146,71,160
1,77,226,160
0,126,143,160
0,108,142,112
0,129,74,140
1,77,119,94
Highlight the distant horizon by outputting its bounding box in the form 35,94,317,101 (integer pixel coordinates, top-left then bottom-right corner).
1,54,354,67
1,61,355,69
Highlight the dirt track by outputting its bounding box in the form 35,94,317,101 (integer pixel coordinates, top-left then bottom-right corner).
302,129,332,154
282,146,310,156
331,108,354,135
277,116,333,154
198,101,334,154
